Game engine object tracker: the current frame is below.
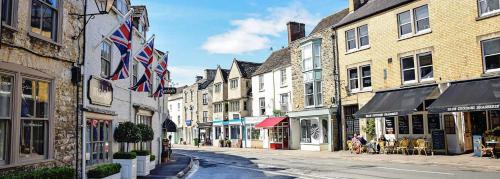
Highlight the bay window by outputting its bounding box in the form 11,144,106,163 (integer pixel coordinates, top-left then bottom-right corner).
482,37,500,72
401,52,434,84
397,5,430,38
479,0,500,16
30,0,61,42
302,41,322,107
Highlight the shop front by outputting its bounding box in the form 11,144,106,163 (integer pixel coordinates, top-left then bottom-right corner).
197,122,213,146
255,117,289,149
213,118,245,147
244,116,267,148
288,108,336,151
428,77,500,155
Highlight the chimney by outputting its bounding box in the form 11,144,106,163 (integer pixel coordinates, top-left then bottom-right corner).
349,0,368,13
287,22,305,44
195,76,203,82
204,69,217,80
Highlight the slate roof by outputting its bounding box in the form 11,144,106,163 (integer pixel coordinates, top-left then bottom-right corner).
234,60,262,78
198,69,217,90
218,68,230,82
333,0,415,28
310,8,349,34
253,47,291,76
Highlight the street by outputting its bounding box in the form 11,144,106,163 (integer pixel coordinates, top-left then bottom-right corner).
176,147,500,179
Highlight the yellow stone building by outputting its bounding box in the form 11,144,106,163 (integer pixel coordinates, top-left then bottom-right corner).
334,0,500,153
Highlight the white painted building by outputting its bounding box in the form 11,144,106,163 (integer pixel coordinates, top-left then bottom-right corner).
82,1,165,175
167,86,185,144
247,48,294,149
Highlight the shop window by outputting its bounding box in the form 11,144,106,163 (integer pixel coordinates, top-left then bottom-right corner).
215,126,221,139
230,126,240,139
135,115,152,151
478,0,500,16
30,0,61,42
300,120,312,143
482,37,500,72
444,115,456,134
427,114,440,133
1,0,17,27
490,110,500,129
398,116,410,134
86,120,112,166
322,120,328,144
385,117,395,134
412,115,424,134
101,41,112,77
344,105,359,139
248,126,260,140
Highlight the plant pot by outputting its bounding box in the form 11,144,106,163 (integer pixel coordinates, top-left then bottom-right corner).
137,155,150,176
89,172,121,179
149,161,156,171
113,159,137,179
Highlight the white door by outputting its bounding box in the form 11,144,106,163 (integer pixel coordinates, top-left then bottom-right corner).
444,114,459,154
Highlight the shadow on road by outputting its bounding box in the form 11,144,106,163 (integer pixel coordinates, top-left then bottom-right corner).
175,149,296,179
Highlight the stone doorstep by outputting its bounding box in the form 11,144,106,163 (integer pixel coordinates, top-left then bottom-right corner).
174,145,500,172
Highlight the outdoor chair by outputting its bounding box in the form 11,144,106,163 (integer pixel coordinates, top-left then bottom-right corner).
386,140,396,154
414,139,428,156
411,139,418,155
378,141,386,154
396,138,409,155
347,140,354,154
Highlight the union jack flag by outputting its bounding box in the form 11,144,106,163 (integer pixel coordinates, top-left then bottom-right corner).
130,38,155,92
108,14,133,80
153,53,169,99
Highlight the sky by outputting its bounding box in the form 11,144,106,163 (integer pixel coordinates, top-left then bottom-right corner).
131,0,347,86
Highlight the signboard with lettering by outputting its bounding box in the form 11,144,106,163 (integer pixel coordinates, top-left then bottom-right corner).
365,112,399,118
385,117,394,134
431,129,447,154
164,87,177,94
445,104,500,112
186,120,192,126
88,76,113,107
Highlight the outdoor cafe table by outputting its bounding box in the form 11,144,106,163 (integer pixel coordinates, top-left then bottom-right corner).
486,141,499,158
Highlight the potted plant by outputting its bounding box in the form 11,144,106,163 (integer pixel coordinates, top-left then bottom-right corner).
219,139,224,147
149,155,156,170
136,124,154,176
1,167,74,178
133,150,151,176
113,122,141,179
194,138,200,146
225,139,232,147
87,163,122,179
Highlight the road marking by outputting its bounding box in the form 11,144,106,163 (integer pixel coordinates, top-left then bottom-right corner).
374,167,454,175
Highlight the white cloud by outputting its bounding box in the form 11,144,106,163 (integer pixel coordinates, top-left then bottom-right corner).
168,66,204,86
202,2,319,54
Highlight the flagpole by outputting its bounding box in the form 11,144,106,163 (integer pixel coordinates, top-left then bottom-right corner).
131,34,155,60
97,9,135,46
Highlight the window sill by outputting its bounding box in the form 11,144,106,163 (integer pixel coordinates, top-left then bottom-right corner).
398,30,432,41
0,159,55,170
345,46,371,55
349,88,372,94
401,80,436,87
280,84,288,88
2,23,18,32
482,70,500,77
28,32,62,47
477,11,500,21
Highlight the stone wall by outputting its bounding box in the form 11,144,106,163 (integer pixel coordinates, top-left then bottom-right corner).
0,0,83,175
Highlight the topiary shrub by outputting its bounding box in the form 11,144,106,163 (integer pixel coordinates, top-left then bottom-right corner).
131,150,150,156
87,163,121,178
137,124,154,150
113,152,137,159
150,155,156,161
1,166,74,179
114,122,141,152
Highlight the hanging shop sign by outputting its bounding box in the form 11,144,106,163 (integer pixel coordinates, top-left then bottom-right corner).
88,76,113,107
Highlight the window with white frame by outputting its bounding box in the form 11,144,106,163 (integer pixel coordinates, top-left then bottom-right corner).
361,65,372,89
214,83,221,93
86,120,112,166
230,101,240,112
202,94,208,105
258,75,264,91
101,41,112,77
302,41,322,107
401,52,433,83
482,37,500,72
280,69,287,86
259,98,265,115
280,93,289,112
230,78,238,89
345,25,370,52
202,111,208,122
398,5,430,38
348,65,371,92
348,68,359,91
478,0,500,16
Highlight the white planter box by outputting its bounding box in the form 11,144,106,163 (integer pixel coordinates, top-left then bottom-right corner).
137,155,150,176
89,172,121,179
149,161,156,171
113,159,137,179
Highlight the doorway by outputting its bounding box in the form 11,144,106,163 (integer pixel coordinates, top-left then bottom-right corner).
443,114,458,154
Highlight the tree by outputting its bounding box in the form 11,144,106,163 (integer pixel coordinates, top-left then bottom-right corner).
114,122,141,152
362,119,376,140
137,124,154,150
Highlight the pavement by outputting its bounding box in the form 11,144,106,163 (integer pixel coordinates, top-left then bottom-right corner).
175,145,500,179
139,153,193,179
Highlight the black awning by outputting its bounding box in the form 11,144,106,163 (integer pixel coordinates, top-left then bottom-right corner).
428,77,500,113
354,85,437,118
162,119,177,132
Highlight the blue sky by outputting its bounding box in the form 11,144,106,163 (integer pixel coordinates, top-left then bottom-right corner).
131,0,347,86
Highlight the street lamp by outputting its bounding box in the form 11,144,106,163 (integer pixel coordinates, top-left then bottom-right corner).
70,0,116,39
94,0,115,14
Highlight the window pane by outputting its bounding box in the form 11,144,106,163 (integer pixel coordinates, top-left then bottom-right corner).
42,0,58,7
303,58,313,71
358,25,368,36
362,77,371,88
21,80,35,117
358,25,369,46
483,38,500,56
359,36,369,47
400,24,412,36
20,120,47,159
41,5,54,39
36,81,49,118
419,53,433,79
2,0,13,25
346,29,355,40
403,70,416,82
314,70,322,80
349,68,358,78
481,0,500,14
348,40,357,50
361,66,371,77
418,53,432,66
415,5,429,20
315,82,322,105
485,55,500,70
416,18,429,32
305,83,313,94
0,121,7,161
412,115,424,134
398,11,411,24
302,44,312,59
31,1,42,34
0,75,13,118
420,66,433,79
398,116,409,134
401,57,414,69
427,114,440,134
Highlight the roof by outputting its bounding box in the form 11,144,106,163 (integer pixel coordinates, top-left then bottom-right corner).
310,8,349,34
234,60,262,78
198,69,217,90
253,47,291,76
333,0,415,28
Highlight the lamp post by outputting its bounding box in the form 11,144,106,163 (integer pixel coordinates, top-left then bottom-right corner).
72,1,115,178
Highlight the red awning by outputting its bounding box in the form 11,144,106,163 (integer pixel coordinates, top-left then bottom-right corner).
255,117,288,128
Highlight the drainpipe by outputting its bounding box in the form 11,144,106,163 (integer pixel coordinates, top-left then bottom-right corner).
332,28,343,151
79,0,88,178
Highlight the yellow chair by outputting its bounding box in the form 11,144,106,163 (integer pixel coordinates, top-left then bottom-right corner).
387,140,396,154
396,138,409,155
347,140,354,154
415,139,428,156
378,141,386,154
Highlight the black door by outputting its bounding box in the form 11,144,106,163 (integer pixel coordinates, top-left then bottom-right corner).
470,111,487,135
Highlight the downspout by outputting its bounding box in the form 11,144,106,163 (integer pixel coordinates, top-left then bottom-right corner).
332,28,343,151
79,0,88,178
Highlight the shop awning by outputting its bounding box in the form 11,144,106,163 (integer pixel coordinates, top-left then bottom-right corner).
255,117,288,128
354,85,437,118
162,118,177,132
428,77,500,113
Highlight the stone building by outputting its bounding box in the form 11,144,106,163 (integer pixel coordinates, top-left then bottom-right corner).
0,0,82,175
288,9,349,151
334,0,500,153
81,1,166,176
212,67,230,145
197,69,217,146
